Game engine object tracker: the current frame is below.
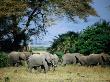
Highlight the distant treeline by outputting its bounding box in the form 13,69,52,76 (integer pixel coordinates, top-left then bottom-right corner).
47,20,110,56
32,47,47,51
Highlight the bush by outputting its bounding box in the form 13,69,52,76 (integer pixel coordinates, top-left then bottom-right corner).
0,52,9,68
75,21,110,55
54,51,64,59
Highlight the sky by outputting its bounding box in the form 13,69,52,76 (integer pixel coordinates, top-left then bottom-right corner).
30,0,110,47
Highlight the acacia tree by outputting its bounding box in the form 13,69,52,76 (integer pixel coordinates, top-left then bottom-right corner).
0,0,97,52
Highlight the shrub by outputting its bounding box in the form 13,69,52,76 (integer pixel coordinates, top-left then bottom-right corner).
75,20,110,55
0,52,9,68
54,51,64,59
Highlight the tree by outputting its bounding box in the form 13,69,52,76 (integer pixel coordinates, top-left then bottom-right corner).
47,31,79,53
75,20,110,55
0,0,97,51
48,20,110,55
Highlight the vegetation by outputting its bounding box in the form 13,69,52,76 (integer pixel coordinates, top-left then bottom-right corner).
32,47,47,51
0,66,110,82
48,20,110,55
0,0,97,52
0,52,9,68
54,51,64,59
47,31,79,54
75,20,110,55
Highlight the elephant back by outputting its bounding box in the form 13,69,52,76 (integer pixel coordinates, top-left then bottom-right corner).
8,51,19,61
62,53,82,65
88,53,110,66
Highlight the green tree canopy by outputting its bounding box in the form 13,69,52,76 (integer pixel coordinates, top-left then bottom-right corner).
75,20,110,55
47,31,79,53
48,20,110,55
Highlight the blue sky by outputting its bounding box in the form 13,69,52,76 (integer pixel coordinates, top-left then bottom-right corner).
31,0,110,47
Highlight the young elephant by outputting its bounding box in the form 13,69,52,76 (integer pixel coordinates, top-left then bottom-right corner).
27,54,49,73
62,53,82,66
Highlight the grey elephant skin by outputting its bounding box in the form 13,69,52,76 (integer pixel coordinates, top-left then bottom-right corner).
8,51,26,66
27,54,49,73
39,52,57,71
52,54,59,67
62,53,82,66
23,52,32,60
75,53,110,66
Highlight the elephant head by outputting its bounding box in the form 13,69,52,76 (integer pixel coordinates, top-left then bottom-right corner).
101,56,110,66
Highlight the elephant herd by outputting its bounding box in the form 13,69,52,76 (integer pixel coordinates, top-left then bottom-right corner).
8,51,59,73
8,51,110,73
62,53,110,67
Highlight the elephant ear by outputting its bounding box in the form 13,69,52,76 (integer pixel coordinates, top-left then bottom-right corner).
45,58,51,66
101,56,106,62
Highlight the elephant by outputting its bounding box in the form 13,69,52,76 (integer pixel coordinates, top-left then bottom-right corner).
75,53,110,66
27,54,49,73
62,53,82,66
87,53,110,66
8,51,26,66
75,55,88,66
40,52,57,71
52,54,59,67
23,51,33,60
98,53,110,66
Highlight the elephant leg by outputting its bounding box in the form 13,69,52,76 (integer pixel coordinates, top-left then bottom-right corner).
40,65,45,72
52,66,55,71
33,66,38,70
48,65,51,71
15,63,19,67
12,62,15,66
37,66,42,72
13,61,19,67
43,62,48,73
19,61,23,66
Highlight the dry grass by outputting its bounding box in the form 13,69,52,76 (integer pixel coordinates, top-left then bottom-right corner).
0,65,110,82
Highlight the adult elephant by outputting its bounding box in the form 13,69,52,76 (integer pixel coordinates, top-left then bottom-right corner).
23,51,33,60
27,54,49,73
75,53,110,66
8,51,26,66
62,53,82,66
52,54,59,67
40,52,56,71
91,53,110,66
75,55,88,66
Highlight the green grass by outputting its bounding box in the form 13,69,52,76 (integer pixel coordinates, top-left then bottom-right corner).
0,65,110,82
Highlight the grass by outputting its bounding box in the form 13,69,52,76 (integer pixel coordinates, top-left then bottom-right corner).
0,65,110,82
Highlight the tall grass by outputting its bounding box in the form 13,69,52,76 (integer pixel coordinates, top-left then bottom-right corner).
0,65,110,82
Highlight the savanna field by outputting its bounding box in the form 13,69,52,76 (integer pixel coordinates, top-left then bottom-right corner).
0,0,110,82
0,65,110,82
